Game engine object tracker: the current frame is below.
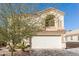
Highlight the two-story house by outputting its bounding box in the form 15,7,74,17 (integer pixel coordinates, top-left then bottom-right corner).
30,8,66,49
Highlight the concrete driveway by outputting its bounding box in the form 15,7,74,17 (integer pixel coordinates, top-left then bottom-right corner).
66,48,79,54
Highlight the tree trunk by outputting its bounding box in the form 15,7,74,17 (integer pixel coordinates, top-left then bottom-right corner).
11,50,14,56
8,43,14,56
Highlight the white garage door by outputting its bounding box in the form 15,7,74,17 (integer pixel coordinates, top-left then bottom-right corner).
32,36,63,49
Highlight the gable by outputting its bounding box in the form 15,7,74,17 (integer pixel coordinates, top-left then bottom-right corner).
37,8,64,31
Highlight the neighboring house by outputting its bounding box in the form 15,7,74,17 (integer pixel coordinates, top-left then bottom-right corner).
65,29,79,48
65,29,79,42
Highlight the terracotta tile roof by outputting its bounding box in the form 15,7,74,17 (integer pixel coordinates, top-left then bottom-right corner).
28,8,64,16
38,8,64,15
42,8,64,15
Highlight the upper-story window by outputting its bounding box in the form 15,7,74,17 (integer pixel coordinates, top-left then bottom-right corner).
45,15,55,27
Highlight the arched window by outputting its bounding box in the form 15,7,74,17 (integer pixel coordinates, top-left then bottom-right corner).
45,14,55,27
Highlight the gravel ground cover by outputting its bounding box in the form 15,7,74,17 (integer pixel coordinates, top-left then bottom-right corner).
30,49,79,56
0,47,79,56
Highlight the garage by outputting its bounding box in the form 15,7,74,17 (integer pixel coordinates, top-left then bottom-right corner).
31,36,63,49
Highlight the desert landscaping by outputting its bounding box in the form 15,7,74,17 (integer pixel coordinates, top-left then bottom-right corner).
0,47,79,56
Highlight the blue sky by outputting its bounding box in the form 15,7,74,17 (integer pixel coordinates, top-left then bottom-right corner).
36,3,79,30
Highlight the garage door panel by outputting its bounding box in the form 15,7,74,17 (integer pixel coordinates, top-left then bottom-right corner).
32,36,62,49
